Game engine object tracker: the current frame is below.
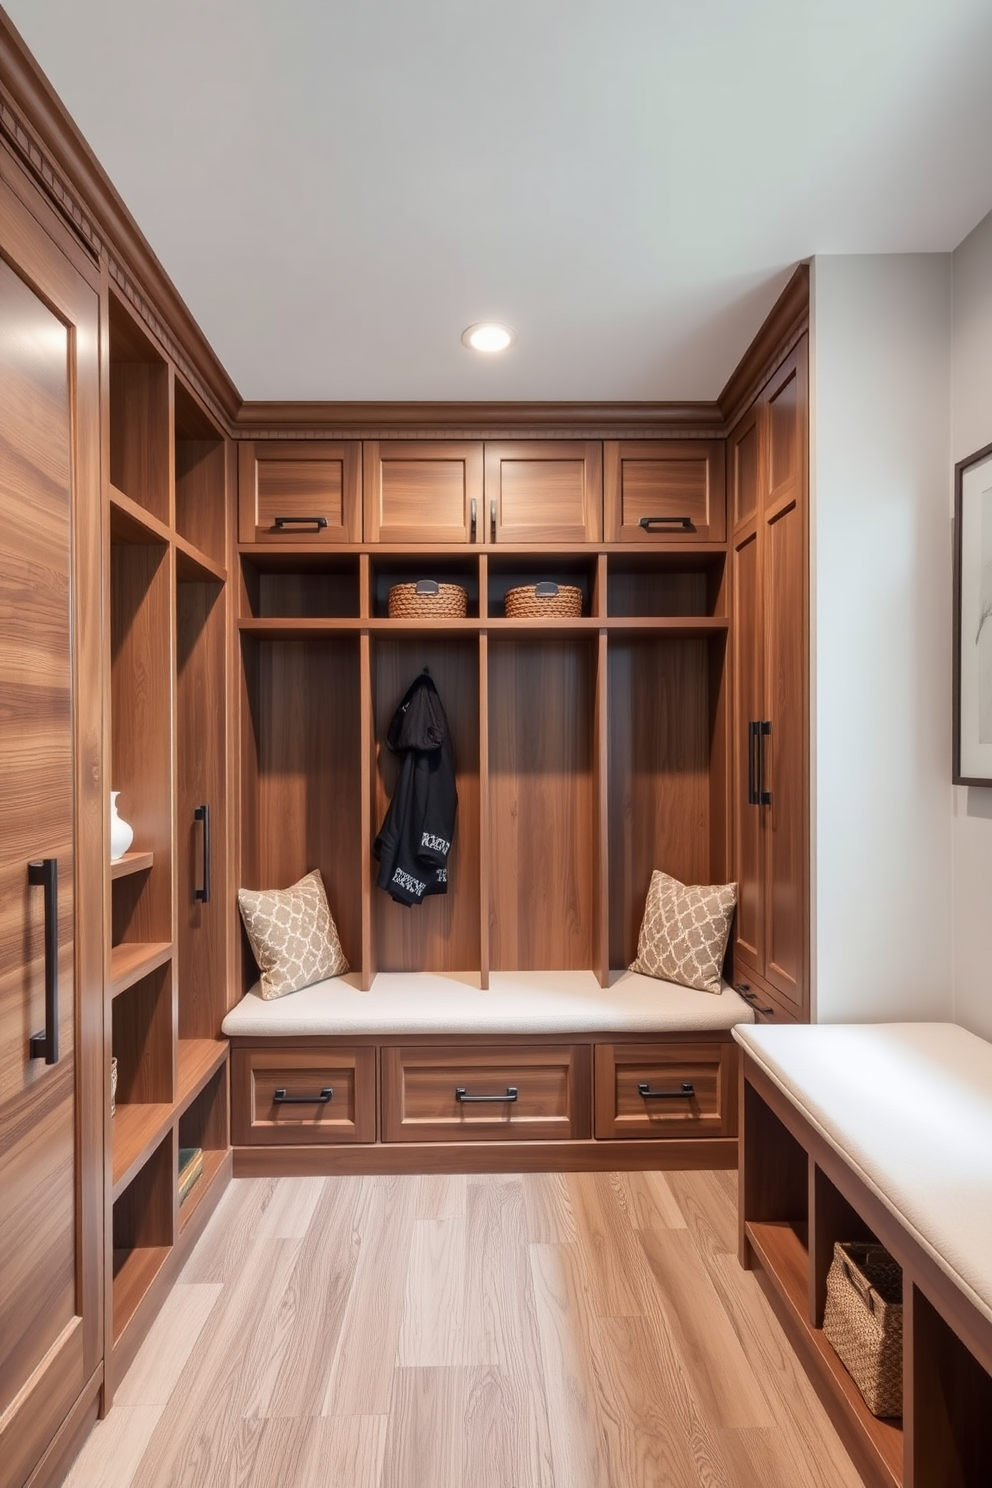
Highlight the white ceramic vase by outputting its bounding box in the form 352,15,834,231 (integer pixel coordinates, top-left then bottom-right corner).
110,791,134,862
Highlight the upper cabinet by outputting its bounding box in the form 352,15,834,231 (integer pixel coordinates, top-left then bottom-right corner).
604,439,726,543
239,440,362,544
485,441,602,543
364,440,482,543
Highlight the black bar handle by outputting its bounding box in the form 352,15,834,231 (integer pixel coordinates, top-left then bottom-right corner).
735,983,775,1015
639,515,694,532
194,804,211,904
273,515,328,531
490,499,497,543
747,721,759,805
455,1085,518,1104
470,498,477,542
758,720,772,805
273,1086,333,1105
638,1080,694,1099
28,858,59,1065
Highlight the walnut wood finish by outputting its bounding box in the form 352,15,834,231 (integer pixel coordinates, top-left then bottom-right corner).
174,380,227,565
594,1041,737,1139
0,178,103,1488
233,1047,375,1146
719,264,811,433
485,441,603,543
364,441,482,544
238,440,361,545
381,1044,592,1143
604,439,726,543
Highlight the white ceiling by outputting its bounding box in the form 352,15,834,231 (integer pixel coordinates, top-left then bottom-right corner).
8,0,992,403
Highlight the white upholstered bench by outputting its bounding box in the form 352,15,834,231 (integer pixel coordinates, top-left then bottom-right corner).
222,969,753,1176
735,1022,992,1488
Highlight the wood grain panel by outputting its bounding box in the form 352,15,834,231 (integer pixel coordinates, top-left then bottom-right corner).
239,441,361,544
364,442,481,544
607,637,712,969
381,1045,591,1142
246,638,363,974
373,640,481,972
111,963,176,1106
485,442,602,543
109,352,172,525
176,579,229,1039
604,439,726,543
594,1041,737,1139
732,527,763,977
174,433,226,566
233,1047,375,1145
731,409,760,531
488,641,595,970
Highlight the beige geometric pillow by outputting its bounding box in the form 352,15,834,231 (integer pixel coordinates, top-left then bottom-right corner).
630,870,737,995
237,869,348,1000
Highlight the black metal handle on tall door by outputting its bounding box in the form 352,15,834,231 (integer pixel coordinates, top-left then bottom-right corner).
28,858,59,1064
194,804,211,903
758,721,772,805
748,721,759,805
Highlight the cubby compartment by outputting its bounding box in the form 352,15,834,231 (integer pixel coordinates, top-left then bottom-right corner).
112,1133,175,1343
177,578,229,1038
108,294,171,524
240,634,364,984
177,1065,230,1232
488,638,596,969
372,638,481,971
240,552,361,619
370,553,481,619
607,551,726,618
112,963,176,1111
488,553,601,620
174,379,227,567
741,1079,809,1274
607,634,728,968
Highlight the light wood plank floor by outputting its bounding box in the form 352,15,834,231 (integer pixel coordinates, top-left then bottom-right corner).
67,1170,866,1488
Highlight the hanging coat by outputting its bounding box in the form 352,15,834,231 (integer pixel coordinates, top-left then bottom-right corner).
374,672,457,906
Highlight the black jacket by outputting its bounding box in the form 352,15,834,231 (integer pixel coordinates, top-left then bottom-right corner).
374,673,457,906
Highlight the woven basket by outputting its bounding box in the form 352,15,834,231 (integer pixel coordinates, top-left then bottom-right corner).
504,582,583,618
823,1241,903,1417
388,580,468,619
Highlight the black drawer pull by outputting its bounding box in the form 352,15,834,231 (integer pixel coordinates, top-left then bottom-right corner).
28,858,59,1065
455,1085,518,1103
273,515,328,531
638,1080,694,1099
639,515,694,532
735,983,775,1015
273,1086,333,1104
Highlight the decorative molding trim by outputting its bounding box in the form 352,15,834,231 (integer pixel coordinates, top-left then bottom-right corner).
718,263,810,432
234,401,727,440
0,11,240,427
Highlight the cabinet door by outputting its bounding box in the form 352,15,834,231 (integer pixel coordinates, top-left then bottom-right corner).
732,523,765,982
604,440,725,543
364,441,482,543
485,441,602,543
0,181,102,1488
239,440,362,543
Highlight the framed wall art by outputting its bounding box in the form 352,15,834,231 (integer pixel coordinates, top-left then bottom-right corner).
954,440,992,785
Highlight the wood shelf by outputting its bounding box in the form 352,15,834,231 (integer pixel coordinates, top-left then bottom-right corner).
177,1039,229,1113
110,850,154,880
239,615,729,638
239,540,730,560
109,483,171,546
175,532,226,584
112,1101,174,1198
109,941,173,999
112,1244,171,1344
177,1148,227,1234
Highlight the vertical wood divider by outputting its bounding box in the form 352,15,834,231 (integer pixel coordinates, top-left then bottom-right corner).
166,541,179,1102
359,551,371,620
165,366,177,530
478,626,490,988
359,630,376,989
223,440,238,1021
593,627,610,987
594,552,608,619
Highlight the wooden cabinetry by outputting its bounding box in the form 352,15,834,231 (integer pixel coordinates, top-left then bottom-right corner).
239,440,361,544
106,292,234,1399
730,339,809,1021
604,439,726,543
485,441,603,543
0,165,103,1488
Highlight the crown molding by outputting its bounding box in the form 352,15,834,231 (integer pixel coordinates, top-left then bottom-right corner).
0,7,240,426
718,263,810,431
234,400,726,440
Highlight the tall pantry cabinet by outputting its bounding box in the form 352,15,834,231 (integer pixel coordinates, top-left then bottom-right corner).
0,158,103,1487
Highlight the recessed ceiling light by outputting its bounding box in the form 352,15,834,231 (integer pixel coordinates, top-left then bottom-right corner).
462,322,517,353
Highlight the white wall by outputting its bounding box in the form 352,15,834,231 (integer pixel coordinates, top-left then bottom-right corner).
811,254,953,1021
951,210,992,1039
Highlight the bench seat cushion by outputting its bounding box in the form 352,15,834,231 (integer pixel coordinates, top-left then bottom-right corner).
222,968,755,1039
734,1022,992,1327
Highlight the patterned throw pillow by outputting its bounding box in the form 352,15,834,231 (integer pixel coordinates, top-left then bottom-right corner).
237,869,348,1000
630,870,737,995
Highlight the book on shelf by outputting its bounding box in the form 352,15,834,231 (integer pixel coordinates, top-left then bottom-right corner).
178,1146,204,1206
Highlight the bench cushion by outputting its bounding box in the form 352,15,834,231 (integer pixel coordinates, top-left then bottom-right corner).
734,1022,992,1327
222,968,754,1039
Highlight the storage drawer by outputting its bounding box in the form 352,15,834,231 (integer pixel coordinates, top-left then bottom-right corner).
381,1044,591,1142
604,439,726,543
593,1041,737,1139
232,1047,376,1145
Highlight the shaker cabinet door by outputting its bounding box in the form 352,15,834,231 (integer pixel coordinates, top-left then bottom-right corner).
485,442,602,543
239,440,362,543
364,441,482,543
604,440,726,543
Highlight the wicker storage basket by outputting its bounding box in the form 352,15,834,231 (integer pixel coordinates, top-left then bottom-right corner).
823,1241,903,1418
388,579,468,619
504,581,583,618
